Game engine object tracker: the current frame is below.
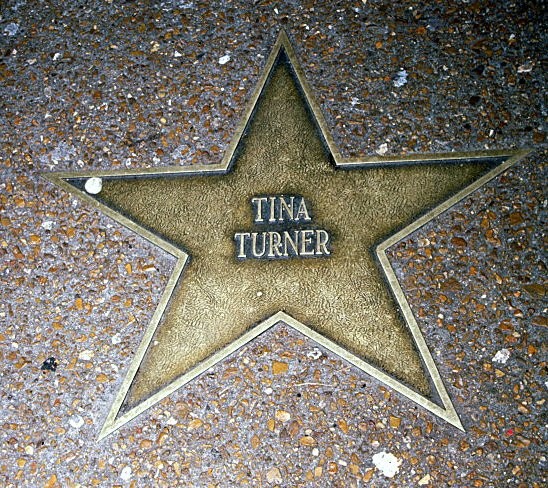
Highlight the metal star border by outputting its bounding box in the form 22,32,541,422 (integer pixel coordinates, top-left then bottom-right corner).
45,32,530,440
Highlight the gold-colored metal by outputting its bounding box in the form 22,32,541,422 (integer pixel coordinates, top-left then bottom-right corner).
44,31,531,440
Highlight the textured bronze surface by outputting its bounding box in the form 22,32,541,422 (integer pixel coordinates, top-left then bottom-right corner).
45,33,529,439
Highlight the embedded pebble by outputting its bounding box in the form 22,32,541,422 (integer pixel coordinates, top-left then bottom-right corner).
84,177,103,194
376,143,388,155
372,451,402,478
78,350,94,361
4,23,19,36
40,357,58,372
218,54,231,65
306,347,322,359
120,466,132,481
275,410,291,422
492,348,511,364
69,414,84,429
392,69,408,87
266,467,282,484
418,473,432,485
41,220,55,230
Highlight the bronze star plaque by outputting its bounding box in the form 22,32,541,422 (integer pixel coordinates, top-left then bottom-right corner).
45,32,529,439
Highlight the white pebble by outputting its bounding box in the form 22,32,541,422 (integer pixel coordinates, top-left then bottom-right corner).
372,451,402,478
517,63,533,73
418,474,431,485
306,347,322,359
84,177,102,195
120,466,132,481
393,69,408,87
41,220,54,230
69,414,84,429
492,348,511,364
78,350,94,361
218,54,231,65
4,23,19,37
111,333,122,345
376,143,389,156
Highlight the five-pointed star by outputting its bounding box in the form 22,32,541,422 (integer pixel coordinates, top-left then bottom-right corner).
46,32,529,439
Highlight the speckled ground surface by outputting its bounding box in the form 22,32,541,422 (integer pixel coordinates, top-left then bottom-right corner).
0,1,546,487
